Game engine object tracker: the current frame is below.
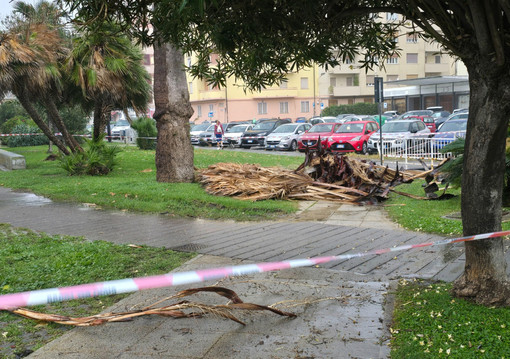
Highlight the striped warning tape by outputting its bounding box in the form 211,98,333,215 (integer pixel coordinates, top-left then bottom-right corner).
1,230,509,310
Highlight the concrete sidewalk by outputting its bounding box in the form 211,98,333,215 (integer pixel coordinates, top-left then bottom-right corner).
28,255,393,359
0,186,464,358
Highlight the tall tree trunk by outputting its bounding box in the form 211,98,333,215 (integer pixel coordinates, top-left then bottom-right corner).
42,97,83,153
153,43,194,182
452,62,510,306
92,100,109,141
15,91,70,155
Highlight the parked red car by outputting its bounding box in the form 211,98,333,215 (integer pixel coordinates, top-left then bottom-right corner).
327,120,379,154
298,122,343,151
406,115,437,133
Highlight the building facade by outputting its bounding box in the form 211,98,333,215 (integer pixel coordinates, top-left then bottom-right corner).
141,13,469,122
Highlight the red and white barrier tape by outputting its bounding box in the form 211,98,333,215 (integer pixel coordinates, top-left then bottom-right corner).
1,230,508,310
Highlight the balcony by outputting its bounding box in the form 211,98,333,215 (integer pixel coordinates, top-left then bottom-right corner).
333,86,363,97
425,63,451,75
327,65,359,75
198,90,224,101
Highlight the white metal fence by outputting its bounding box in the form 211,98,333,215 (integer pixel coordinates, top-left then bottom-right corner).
373,131,466,167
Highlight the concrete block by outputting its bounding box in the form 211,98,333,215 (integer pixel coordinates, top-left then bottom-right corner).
0,149,25,170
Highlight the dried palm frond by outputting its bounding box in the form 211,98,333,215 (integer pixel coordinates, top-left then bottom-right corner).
9,287,296,327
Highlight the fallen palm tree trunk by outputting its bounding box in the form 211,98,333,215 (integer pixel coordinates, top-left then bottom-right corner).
9,287,296,327
198,149,447,203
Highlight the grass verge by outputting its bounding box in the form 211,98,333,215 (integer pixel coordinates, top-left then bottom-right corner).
391,279,510,358
385,180,510,236
0,146,304,221
0,223,194,358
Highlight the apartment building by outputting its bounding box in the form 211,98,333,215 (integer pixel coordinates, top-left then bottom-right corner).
320,13,468,113
141,13,468,122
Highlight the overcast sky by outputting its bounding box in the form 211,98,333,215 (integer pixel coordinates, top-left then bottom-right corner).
0,0,42,23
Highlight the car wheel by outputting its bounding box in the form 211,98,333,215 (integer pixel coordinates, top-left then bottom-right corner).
289,140,297,151
361,142,368,155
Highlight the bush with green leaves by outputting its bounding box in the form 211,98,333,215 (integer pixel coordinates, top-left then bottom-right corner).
322,103,378,117
60,134,121,175
131,116,157,150
4,123,49,147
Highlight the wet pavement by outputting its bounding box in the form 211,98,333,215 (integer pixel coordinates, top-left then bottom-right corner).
0,186,496,358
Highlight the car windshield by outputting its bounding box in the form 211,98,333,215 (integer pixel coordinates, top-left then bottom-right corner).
342,116,360,122
337,123,364,133
252,122,275,130
401,111,431,118
227,125,248,133
438,121,467,132
309,124,334,133
448,113,469,121
114,120,130,127
191,123,210,131
381,122,411,132
272,124,297,133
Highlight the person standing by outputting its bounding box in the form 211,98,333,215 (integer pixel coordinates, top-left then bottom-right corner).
214,120,224,149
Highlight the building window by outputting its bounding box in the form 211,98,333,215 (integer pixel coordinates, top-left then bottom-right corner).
258,102,267,115
386,13,398,21
406,33,418,43
330,77,336,87
280,102,289,114
387,75,399,82
346,75,359,87
209,104,214,112
366,75,375,87
301,101,310,113
188,82,193,94
197,105,202,117
392,31,399,43
187,57,192,67
300,77,309,89
386,55,399,64
406,74,418,79
435,55,441,64
344,58,354,65
280,80,288,89
407,53,418,63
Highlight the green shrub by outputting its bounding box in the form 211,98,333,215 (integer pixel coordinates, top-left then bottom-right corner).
4,123,49,147
131,116,157,150
322,103,378,116
59,134,121,175
0,115,34,134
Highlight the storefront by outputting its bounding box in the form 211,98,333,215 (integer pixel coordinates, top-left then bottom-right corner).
383,76,469,113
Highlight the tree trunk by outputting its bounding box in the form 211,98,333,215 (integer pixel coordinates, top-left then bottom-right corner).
153,43,194,183
92,100,109,141
15,91,70,155
452,62,510,306
42,97,83,153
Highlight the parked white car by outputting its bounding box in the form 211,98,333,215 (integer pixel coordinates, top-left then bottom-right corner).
223,124,253,147
367,119,430,153
111,120,132,139
265,123,311,151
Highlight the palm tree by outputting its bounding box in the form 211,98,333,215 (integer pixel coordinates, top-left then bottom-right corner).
0,25,72,155
0,1,83,154
66,21,151,140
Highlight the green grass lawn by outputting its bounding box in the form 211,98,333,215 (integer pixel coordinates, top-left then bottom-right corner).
386,180,510,236
391,279,510,358
0,145,304,221
0,224,194,359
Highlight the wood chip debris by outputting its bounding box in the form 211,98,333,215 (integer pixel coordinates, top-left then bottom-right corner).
198,150,447,204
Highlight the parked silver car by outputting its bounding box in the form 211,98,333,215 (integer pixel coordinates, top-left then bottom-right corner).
190,123,214,145
265,123,311,151
367,119,431,153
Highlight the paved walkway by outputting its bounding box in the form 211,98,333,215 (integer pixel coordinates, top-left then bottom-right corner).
0,186,471,358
